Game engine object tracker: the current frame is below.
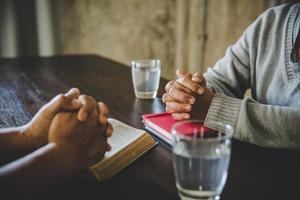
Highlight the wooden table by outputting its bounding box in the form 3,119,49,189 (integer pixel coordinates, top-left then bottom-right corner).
0,55,300,200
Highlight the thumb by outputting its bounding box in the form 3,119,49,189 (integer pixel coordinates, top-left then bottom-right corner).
38,88,82,120
176,70,193,79
192,72,206,86
62,88,81,110
33,94,67,122
65,88,80,98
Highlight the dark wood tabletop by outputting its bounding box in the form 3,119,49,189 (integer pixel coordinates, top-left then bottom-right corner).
0,55,300,200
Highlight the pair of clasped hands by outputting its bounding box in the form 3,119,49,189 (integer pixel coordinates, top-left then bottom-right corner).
162,70,215,120
25,88,112,172
23,70,214,174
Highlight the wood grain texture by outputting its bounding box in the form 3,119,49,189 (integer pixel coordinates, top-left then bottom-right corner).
0,55,299,200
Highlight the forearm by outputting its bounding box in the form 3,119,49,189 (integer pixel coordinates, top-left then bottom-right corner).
0,143,77,199
0,126,43,164
204,45,251,99
204,93,300,149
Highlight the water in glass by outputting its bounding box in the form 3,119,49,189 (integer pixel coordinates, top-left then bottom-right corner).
131,59,160,99
172,121,233,200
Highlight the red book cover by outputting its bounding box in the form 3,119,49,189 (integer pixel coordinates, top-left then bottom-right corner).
142,112,175,145
142,112,217,145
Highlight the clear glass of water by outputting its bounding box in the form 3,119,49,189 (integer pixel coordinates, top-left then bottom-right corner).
172,120,233,200
131,59,161,99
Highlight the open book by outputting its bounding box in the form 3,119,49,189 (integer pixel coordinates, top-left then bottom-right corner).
90,118,156,181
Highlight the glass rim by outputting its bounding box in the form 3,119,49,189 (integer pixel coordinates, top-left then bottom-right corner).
131,59,161,66
171,120,233,142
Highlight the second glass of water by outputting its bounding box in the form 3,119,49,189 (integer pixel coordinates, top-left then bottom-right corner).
172,120,233,200
131,59,161,99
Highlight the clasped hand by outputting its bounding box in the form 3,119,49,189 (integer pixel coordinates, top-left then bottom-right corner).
162,70,215,121
23,88,113,171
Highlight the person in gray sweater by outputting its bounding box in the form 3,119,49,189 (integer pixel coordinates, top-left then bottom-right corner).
163,2,300,149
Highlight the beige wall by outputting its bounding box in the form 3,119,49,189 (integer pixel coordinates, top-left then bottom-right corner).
53,0,271,79
53,0,176,78
203,0,267,68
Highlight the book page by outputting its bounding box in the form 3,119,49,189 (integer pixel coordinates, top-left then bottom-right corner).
105,118,145,158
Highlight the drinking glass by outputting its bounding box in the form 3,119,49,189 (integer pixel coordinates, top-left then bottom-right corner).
131,59,161,99
172,120,233,200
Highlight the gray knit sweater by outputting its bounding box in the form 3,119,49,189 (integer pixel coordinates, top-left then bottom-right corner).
204,3,300,149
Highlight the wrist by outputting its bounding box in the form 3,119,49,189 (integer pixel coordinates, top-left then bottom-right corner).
206,90,215,108
203,90,215,116
191,89,215,120
21,125,48,150
49,141,81,174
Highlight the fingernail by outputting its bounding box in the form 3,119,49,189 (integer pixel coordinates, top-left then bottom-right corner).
72,99,82,107
189,97,195,104
184,114,190,119
65,88,80,97
185,105,191,111
197,88,204,94
81,112,87,121
194,78,201,83
166,107,170,113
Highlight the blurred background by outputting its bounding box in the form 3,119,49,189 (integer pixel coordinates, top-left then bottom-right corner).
0,0,296,79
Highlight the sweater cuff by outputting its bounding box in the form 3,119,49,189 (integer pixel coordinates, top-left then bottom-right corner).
204,93,242,134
